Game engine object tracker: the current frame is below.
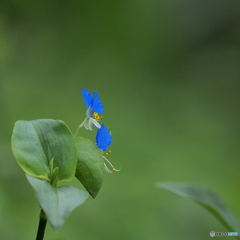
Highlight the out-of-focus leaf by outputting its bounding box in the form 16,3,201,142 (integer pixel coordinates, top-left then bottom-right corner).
157,182,240,237
75,137,104,199
26,174,88,230
11,119,77,183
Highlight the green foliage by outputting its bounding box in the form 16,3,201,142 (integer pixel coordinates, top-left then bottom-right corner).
11,119,77,183
26,174,88,230
158,182,240,238
75,137,104,198
11,118,107,235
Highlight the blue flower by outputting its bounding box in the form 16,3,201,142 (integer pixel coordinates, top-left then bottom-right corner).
82,89,104,114
80,89,104,130
96,124,120,173
96,124,112,151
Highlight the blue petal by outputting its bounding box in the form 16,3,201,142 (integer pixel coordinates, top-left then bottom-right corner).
96,124,112,151
93,91,104,114
81,89,93,108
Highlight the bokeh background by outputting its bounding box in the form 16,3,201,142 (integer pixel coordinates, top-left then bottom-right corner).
1,0,240,239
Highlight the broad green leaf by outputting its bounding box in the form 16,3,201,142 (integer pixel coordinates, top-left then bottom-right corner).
75,137,104,198
157,182,240,237
11,119,77,183
26,174,88,230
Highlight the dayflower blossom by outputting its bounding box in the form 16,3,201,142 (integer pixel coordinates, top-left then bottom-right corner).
96,124,120,173
80,89,104,130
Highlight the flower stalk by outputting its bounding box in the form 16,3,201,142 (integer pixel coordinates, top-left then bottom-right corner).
36,209,47,240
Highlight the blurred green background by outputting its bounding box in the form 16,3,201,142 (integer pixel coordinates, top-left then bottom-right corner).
1,0,240,239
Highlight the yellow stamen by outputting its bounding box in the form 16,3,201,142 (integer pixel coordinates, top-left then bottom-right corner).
106,150,112,155
100,150,112,155
92,112,103,120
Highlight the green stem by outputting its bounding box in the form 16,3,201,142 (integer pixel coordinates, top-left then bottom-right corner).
74,125,82,137
36,209,47,240
75,118,87,137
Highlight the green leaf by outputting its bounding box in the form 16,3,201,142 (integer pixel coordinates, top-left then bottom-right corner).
157,182,240,236
26,174,88,230
11,119,77,183
75,137,104,199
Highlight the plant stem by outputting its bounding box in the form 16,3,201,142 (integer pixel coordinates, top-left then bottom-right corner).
36,209,47,240
74,125,81,137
